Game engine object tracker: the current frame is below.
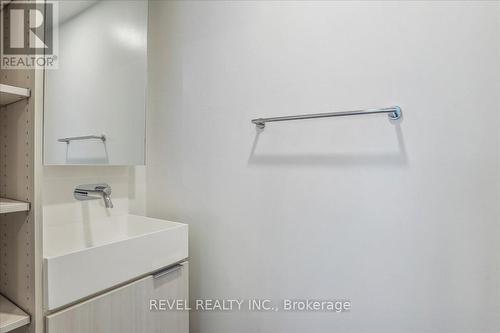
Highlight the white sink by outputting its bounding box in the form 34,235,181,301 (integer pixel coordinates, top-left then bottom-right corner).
44,214,188,310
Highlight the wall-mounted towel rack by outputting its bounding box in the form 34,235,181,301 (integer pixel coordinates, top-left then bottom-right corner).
251,106,402,129
58,135,106,144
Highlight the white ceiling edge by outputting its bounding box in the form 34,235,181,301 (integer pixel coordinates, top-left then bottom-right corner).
59,0,99,24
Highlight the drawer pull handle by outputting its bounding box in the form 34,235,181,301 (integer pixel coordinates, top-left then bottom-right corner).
153,263,183,279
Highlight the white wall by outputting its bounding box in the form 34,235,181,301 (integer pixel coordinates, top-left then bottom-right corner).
42,166,145,251
41,1,148,240
146,1,500,332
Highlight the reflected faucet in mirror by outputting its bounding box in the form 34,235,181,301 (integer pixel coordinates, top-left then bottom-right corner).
74,183,114,208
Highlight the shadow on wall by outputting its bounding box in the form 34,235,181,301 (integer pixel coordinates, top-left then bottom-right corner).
64,141,110,164
248,118,408,167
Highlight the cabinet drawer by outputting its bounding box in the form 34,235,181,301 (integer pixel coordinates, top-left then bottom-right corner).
46,262,188,333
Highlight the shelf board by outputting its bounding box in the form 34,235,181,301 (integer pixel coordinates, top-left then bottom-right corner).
0,198,30,214
0,84,31,107
0,294,30,333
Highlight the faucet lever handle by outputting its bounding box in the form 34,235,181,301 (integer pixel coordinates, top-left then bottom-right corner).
74,183,113,208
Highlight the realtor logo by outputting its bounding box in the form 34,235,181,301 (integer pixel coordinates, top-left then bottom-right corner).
1,1,58,69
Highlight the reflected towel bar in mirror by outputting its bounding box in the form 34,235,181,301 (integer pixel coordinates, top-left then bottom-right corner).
58,135,106,144
251,106,402,129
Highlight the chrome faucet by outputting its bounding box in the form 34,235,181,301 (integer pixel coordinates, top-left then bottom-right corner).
74,183,114,208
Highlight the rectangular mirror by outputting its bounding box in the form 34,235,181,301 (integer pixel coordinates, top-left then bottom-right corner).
44,0,147,165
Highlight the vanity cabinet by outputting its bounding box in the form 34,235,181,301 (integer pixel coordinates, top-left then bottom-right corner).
46,262,189,333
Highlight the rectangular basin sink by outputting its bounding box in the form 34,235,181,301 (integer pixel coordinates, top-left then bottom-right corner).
44,214,188,311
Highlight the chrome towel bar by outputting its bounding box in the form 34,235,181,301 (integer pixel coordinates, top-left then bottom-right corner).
251,106,402,129
58,135,106,144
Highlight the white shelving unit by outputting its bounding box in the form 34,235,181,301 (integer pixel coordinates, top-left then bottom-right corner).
0,294,30,333
0,198,30,214
0,10,39,333
0,84,31,107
